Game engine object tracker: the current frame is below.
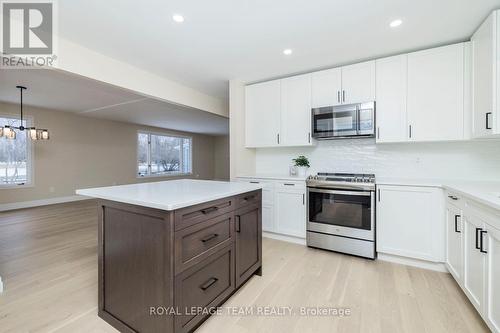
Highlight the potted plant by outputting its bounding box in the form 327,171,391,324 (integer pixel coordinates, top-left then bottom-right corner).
292,155,310,177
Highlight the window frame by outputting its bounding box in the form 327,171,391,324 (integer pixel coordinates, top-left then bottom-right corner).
136,130,193,179
0,114,34,189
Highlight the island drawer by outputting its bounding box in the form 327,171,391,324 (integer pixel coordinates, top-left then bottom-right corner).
174,212,234,274
174,197,236,231
174,244,235,333
235,190,262,209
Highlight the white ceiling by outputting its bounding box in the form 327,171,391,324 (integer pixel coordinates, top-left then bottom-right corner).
0,69,229,135
58,0,500,100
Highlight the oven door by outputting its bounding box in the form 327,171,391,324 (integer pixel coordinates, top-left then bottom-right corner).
312,104,358,138
307,187,374,241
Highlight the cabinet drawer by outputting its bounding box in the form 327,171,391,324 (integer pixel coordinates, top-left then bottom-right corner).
174,245,235,333
446,191,464,209
275,181,306,190
175,197,235,231
175,213,234,274
235,190,262,209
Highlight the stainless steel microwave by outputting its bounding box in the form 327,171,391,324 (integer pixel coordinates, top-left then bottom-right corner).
311,101,375,139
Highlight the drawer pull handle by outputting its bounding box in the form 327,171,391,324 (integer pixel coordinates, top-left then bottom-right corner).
199,277,218,291
236,215,241,232
243,195,256,201
475,228,483,250
284,183,295,186
201,207,218,214
249,181,260,184
454,215,461,233
448,195,458,201
200,234,219,243
480,230,488,254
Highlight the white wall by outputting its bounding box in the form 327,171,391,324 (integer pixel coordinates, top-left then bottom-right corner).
255,139,500,181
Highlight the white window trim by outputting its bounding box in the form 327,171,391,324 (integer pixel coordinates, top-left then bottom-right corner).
0,114,34,189
136,130,193,179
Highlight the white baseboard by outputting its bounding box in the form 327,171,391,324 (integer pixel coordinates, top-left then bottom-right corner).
0,195,89,212
263,231,306,245
377,253,448,273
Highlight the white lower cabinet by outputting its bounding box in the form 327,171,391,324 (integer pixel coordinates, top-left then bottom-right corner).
274,185,306,238
486,226,500,332
236,178,306,238
445,192,500,333
445,202,463,282
463,213,486,312
376,185,444,262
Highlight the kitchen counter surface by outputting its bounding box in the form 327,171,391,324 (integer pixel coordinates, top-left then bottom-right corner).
237,174,308,181
76,179,263,211
376,177,500,211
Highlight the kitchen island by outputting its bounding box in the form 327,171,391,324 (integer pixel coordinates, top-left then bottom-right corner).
76,179,263,333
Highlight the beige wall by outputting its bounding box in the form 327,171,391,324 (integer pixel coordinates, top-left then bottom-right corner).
213,135,229,180
229,79,255,179
0,102,218,204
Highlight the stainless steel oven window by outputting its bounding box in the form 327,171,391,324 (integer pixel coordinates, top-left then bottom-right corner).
308,188,372,230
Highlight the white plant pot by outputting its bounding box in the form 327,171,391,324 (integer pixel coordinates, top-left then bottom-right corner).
297,166,308,177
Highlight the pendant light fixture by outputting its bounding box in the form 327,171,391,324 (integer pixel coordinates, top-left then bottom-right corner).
0,86,49,140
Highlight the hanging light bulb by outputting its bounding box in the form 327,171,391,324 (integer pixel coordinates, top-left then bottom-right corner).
3,126,15,139
28,127,37,140
36,129,49,140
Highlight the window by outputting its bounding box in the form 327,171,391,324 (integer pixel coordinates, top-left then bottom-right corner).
137,132,192,177
0,116,32,187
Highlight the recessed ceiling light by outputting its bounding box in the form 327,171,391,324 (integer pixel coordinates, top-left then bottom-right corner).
390,19,403,28
283,49,293,55
172,14,185,23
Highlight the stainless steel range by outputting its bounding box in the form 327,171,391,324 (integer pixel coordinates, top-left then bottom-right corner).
306,173,376,259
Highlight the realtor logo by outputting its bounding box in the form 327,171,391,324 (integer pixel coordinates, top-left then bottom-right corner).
1,0,57,68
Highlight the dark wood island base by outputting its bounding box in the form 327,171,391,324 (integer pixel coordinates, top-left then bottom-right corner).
96,189,262,333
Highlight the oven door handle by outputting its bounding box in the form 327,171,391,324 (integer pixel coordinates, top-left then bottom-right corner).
308,188,372,196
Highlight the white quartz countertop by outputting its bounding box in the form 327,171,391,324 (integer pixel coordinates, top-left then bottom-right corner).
443,182,500,211
376,177,500,211
237,174,307,181
76,179,263,211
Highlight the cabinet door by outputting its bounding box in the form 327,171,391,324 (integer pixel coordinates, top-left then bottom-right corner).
472,12,495,137
463,214,486,312
311,68,342,107
245,80,281,147
274,188,306,238
375,55,408,143
341,60,376,104
445,203,463,283
407,43,465,141
262,205,274,232
376,185,444,261
486,226,500,332
280,74,313,146
235,204,262,288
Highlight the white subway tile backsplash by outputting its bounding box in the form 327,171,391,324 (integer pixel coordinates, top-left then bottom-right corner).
255,139,500,181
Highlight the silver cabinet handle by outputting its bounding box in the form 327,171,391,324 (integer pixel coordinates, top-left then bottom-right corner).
409,125,412,139
337,91,340,103
377,127,380,139
308,132,311,143
277,133,280,144
486,112,492,130
342,90,346,103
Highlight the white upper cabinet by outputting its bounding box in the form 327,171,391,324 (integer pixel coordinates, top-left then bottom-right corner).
472,11,497,137
407,43,465,141
280,74,313,146
245,80,281,147
375,55,408,143
311,68,342,107
341,60,376,104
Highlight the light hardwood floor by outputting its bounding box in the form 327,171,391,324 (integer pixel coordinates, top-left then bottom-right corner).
0,200,490,333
